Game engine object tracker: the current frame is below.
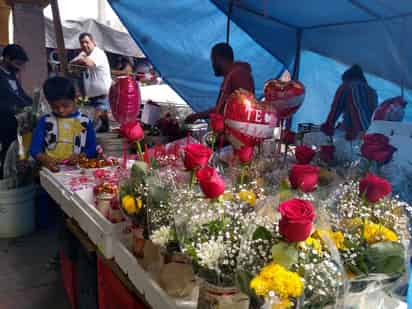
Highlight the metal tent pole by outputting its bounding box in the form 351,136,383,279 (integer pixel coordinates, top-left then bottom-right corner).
286,29,302,129
226,0,234,43
292,29,302,80
50,0,67,76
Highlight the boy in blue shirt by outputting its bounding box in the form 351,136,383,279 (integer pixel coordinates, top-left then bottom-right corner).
31,76,97,172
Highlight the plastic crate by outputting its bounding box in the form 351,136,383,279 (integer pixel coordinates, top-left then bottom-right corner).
40,170,76,218
72,188,127,259
60,249,78,309
97,256,146,309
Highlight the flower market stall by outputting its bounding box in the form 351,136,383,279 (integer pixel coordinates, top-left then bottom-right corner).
39,82,412,308
33,1,412,308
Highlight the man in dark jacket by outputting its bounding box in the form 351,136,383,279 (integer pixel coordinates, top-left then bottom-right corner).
0,44,32,176
185,43,255,122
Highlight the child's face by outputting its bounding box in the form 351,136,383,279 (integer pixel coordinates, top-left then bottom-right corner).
50,99,76,117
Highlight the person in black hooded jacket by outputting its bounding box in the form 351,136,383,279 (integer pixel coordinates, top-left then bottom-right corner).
0,44,32,177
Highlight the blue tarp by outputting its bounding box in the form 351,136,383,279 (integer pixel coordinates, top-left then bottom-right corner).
108,0,412,124
108,0,284,113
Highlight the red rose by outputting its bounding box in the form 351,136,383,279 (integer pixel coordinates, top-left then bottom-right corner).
361,133,397,164
184,144,213,170
196,166,225,198
359,173,392,203
235,146,254,163
295,145,316,164
121,121,144,142
210,113,225,133
320,145,335,162
278,198,316,242
289,164,320,192
281,129,296,145
363,133,389,145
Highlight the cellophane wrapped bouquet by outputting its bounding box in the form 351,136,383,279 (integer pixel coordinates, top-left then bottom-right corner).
244,197,345,309
119,161,169,257
168,142,275,308
323,172,412,307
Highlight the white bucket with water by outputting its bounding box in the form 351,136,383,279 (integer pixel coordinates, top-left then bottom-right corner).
0,184,36,238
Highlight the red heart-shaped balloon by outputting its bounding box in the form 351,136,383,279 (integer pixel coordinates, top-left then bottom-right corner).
263,79,305,119
224,89,277,149
109,76,141,125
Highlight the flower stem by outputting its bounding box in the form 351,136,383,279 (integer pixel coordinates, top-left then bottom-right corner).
190,170,196,190
136,141,144,161
240,165,246,186
211,134,216,152
365,160,372,174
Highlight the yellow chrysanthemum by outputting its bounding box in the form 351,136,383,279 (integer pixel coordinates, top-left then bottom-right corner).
250,276,270,296
122,195,141,215
363,221,398,244
272,299,293,309
316,230,346,250
238,190,257,206
303,237,322,254
251,263,304,299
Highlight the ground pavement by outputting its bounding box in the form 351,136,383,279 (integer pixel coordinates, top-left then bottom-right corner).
0,228,70,309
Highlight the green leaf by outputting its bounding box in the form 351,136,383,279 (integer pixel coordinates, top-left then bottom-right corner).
150,157,160,169
236,270,260,304
279,179,291,191
131,161,148,179
149,185,170,205
272,241,299,269
279,188,294,202
364,241,405,274
252,226,272,241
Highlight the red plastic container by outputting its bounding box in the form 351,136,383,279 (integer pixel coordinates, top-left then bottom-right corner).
60,249,78,309
97,256,146,309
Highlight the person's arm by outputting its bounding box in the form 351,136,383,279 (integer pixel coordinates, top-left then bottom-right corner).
0,75,31,110
30,116,46,159
321,85,347,136
72,55,95,68
16,81,33,107
185,109,213,123
84,119,97,158
30,117,59,172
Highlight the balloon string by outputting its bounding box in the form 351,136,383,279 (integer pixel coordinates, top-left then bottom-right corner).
123,142,128,169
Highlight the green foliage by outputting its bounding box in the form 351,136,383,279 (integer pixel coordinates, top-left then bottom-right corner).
272,241,299,269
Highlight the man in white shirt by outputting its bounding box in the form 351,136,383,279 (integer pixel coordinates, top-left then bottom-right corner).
71,33,111,132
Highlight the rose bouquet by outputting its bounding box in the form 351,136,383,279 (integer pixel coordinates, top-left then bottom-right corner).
175,192,255,308
168,167,273,308
323,173,411,300
119,161,170,256
246,198,345,308
360,133,397,174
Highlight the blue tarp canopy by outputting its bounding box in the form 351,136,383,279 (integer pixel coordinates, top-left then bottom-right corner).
108,0,412,123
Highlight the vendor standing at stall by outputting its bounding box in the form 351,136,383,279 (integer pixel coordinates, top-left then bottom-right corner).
185,42,255,122
0,44,32,177
71,33,112,132
321,64,378,140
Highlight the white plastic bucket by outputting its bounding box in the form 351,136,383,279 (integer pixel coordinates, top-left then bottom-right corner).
0,185,36,238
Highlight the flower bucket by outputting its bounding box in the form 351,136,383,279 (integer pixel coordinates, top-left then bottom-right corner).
197,280,249,309
132,225,145,257
163,251,191,265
